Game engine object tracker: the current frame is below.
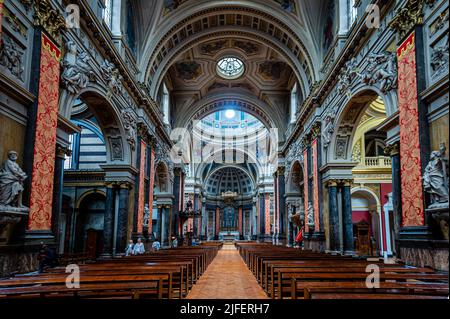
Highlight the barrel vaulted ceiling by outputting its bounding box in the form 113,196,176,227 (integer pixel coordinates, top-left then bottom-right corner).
132,0,328,136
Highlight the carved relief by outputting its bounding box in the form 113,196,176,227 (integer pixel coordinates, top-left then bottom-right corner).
352,138,362,163
109,137,124,161
0,36,24,79
121,109,137,151
430,37,449,78
322,113,336,149
337,58,359,94
101,59,123,97
358,52,398,93
61,41,95,95
335,137,349,160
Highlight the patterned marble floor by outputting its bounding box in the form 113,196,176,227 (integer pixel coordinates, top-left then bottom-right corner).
187,244,268,299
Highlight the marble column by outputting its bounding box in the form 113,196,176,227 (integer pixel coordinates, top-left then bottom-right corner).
238,207,243,239
201,200,207,240
259,194,266,242
52,145,69,251
386,143,402,255
342,180,355,255
101,185,115,257
156,205,163,242
278,169,286,243
163,206,171,247
115,184,130,255
172,168,181,238
193,194,199,237
252,200,257,240
328,181,340,252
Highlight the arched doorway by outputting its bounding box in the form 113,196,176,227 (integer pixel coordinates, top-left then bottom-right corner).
286,161,304,246
74,192,106,259
351,188,382,257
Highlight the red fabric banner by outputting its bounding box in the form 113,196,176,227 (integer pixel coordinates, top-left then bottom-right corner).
397,32,425,227
265,194,270,235
303,149,309,232
148,148,155,234
137,140,147,234
312,139,320,230
28,34,61,231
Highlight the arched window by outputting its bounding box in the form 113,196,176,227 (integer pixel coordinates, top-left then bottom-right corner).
103,0,113,28
290,83,298,123
163,84,170,125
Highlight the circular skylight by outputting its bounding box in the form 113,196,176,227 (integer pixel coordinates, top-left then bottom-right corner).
217,57,245,79
225,110,236,119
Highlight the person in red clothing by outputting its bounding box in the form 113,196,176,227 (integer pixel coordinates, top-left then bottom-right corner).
295,220,304,247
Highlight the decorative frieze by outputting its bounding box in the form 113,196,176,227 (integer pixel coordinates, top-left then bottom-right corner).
61,41,95,95
357,52,398,93
101,59,123,97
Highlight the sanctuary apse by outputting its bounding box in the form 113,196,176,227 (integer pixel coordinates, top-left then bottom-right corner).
0,0,448,295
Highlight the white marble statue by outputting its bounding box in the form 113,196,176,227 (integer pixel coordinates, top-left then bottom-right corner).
423,144,449,207
0,151,28,211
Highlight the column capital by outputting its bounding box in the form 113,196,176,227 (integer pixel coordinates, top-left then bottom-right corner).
33,0,66,42
385,142,400,157
389,0,430,42
55,145,71,159
340,179,353,187
326,180,339,187
105,181,133,189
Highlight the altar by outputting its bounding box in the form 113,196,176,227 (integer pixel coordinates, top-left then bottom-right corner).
219,231,240,242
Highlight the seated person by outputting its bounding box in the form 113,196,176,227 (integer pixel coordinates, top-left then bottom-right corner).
152,239,161,251
125,240,134,256
171,237,178,248
133,238,145,255
37,244,58,273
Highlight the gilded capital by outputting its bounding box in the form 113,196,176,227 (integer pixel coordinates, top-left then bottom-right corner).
389,0,430,41
33,0,66,42
384,142,400,157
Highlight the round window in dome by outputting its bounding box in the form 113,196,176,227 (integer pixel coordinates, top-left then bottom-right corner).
217,57,245,79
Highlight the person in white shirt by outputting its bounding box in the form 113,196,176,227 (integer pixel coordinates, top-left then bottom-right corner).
152,239,161,251
125,240,134,256
133,238,145,255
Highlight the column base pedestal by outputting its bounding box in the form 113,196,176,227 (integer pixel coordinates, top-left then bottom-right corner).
23,230,55,245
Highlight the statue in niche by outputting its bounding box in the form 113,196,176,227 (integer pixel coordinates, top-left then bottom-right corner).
143,204,150,230
423,143,449,207
322,114,335,149
307,202,314,230
0,151,28,211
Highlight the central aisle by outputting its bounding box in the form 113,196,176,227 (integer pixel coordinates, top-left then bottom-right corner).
187,244,268,299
